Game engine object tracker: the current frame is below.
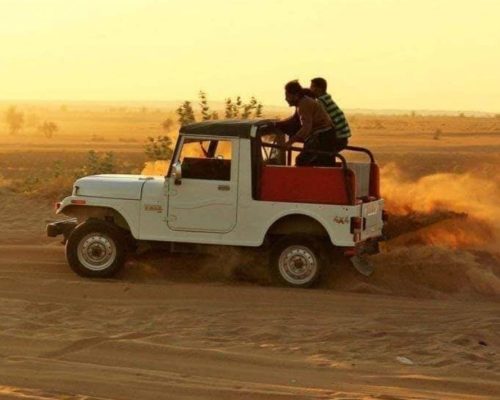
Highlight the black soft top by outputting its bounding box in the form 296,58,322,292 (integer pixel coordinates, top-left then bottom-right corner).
179,119,276,138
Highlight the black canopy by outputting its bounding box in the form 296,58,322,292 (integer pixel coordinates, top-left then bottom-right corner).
179,119,276,138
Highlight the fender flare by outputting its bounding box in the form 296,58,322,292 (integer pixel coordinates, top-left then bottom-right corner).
59,204,137,238
262,211,335,245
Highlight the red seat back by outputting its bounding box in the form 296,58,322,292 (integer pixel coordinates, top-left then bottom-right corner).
260,165,356,205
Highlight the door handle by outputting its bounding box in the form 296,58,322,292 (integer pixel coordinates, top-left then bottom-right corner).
218,185,230,191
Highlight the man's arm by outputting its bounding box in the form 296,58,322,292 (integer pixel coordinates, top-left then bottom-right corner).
275,110,300,136
287,100,313,145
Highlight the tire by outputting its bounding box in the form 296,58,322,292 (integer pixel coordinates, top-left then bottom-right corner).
270,235,328,288
66,219,127,278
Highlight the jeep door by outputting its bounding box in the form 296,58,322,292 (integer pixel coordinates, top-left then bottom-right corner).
167,136,238,233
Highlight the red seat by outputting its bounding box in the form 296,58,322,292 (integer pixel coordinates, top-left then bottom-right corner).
260,165,356,205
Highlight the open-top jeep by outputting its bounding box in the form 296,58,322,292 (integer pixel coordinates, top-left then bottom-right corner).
47,119,386,287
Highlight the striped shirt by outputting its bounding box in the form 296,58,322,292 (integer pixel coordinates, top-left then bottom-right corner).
317,94,351,139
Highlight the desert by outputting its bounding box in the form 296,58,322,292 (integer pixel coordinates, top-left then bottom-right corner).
0,102,499,399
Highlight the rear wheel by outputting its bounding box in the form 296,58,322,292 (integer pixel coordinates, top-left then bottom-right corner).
66,219,126,278
270,235,328,288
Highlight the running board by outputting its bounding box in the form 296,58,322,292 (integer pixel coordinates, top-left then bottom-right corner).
350,255,374,276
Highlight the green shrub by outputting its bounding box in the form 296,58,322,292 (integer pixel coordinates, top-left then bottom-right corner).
145,136,174,161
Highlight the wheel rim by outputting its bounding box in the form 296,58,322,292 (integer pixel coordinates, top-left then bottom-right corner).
278,245,318,285
77,232,117,271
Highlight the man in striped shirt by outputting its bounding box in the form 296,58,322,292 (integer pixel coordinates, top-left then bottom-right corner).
310,77,351,152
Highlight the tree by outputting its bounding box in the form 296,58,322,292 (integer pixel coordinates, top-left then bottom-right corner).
145,136,174,160
38,121,58,139
176,101,195,126
232,96,242,118
178,92,264,123
199,91,212,121
255,102,263,118
224,95,263,119
4,106,24,135
225,98,234,119
241,96,262,118
161,118,174,131
198,91,220,121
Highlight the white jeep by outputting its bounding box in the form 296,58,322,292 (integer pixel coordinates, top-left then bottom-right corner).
47,119,386,287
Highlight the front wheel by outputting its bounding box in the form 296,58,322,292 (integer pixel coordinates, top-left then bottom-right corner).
270,236,328,288
66,219,127,278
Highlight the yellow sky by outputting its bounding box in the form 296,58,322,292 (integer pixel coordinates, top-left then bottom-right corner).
1,0,499,112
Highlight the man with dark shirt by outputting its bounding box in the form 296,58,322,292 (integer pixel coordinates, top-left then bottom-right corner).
275,80,335,166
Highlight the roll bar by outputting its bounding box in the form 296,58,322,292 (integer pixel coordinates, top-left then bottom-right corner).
344,146,375,163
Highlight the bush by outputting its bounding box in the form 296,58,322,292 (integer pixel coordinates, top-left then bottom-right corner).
145,136,174,161
4,106,24,135
79,150,117,176
38,121,58,139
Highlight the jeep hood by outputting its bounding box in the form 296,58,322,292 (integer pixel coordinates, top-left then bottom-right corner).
74,174,155,200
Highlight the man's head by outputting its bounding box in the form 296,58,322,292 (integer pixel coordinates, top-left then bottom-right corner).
284,80,303,106
310,77,327,98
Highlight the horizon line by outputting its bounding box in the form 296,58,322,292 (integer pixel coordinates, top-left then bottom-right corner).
0,98,498,115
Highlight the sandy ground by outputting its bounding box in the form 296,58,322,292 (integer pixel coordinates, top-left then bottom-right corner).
0,191,499,399
0,244,499,400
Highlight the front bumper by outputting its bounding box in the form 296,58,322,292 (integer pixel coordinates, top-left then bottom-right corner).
46,218,78,241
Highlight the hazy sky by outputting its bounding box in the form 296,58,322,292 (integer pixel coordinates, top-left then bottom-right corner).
1,0,499,111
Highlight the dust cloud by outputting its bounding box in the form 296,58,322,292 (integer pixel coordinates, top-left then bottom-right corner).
362,165,500,298
133,163,500,299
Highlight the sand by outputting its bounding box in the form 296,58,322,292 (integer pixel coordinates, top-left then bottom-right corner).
0,110,499,399
0,244,499,400
0,193,499,399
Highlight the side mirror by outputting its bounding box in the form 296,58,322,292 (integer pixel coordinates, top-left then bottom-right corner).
171,161,182,185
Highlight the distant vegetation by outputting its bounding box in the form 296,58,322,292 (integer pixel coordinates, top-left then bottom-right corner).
38,121,58,138
2,101,498,202
4,106,24,135
2,149,140,200
145,136,174,161
176,91,263,126
140,91,264,163
3,105,60,139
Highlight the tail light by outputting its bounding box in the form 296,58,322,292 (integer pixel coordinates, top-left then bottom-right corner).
351,216,365,243
350,217,366,233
